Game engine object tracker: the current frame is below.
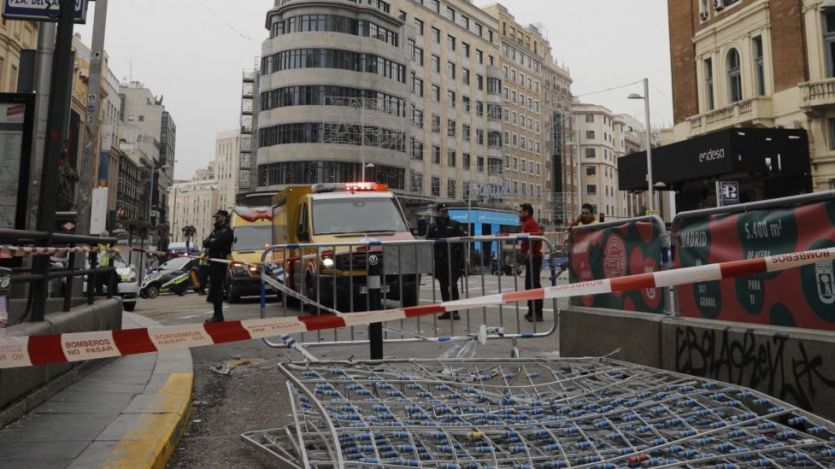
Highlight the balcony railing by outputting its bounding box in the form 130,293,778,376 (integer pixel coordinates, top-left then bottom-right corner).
686,96,773,134
800,77,835,109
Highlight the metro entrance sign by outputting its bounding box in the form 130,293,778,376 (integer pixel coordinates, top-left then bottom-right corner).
2,0,89,24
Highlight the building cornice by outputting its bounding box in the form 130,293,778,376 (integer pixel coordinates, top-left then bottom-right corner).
693,0,769,44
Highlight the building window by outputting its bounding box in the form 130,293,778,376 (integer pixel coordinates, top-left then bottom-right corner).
586,130,595,139
432,145,441,164
447,35,456,51
431,55,440,73
447,149,456,167
448,90,456,107
477,156,484,173
585,147,596,158
462,68,470,85
585,113,594,123
432,114,441,132
828,118,835,150
431,176,441,196
415,18,424,36
462,153,471,170
447,179,456,198
462,42,470,57
447,61,456,79
412,77,424,96
447,119,456,137
586,184,597,195
753,36,765,96
727,48,743,103
463,124,471,141
432,27,440,44
410,172,423,193
825,11,835,77
462,96,471,113
704,58,715,111
432,85,441,102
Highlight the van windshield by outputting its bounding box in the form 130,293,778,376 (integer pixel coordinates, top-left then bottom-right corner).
313,198,408,235
233,226,273,251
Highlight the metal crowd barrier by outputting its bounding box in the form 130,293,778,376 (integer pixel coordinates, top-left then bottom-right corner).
258,235,564,357
0,228,118,324
567,216,673,315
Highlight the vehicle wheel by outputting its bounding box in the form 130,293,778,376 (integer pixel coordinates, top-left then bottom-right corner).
176,289,186,297
146,284,160,299
123,302,136,312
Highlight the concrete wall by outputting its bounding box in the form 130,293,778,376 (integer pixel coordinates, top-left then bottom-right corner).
560,306,835,420
0,300,123,412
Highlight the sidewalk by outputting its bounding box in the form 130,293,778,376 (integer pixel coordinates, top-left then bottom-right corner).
0,313,194,469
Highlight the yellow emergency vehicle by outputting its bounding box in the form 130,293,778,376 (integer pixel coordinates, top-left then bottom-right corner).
271,182,419,310
226,206,273,302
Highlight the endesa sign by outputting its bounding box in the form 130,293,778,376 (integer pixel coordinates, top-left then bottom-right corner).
674,198,835,330
3,0,88,24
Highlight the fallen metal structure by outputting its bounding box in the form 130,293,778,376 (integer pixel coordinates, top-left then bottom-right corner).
243,358,835,468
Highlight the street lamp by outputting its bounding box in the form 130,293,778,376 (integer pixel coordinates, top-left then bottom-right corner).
628,78,655,213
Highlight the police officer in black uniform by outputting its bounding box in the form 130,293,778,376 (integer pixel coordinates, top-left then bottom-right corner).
203,210,234,323
426,203,466,320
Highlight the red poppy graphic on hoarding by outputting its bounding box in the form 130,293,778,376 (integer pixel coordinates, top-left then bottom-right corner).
569,220,665,314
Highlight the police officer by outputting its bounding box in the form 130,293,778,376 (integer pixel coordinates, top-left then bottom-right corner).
203,210,233,323
426,203,466,320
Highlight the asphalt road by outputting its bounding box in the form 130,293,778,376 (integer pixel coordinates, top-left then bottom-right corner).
133,273,567,468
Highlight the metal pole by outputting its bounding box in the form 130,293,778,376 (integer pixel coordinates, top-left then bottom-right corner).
27,24,56,229
644,78,655,213
30,0,78,322
77,0,109,237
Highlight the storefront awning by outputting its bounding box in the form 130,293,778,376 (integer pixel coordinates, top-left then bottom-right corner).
618,128,810,191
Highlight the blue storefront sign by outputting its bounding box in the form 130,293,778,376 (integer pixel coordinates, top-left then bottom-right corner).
3,0,89,24
719,181,740,206
448,209,520,260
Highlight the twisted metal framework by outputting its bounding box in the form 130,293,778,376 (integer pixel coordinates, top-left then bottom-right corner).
243,358,835,468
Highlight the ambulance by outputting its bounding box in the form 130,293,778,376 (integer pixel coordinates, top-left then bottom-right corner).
271,182,420,310
226,206,273,302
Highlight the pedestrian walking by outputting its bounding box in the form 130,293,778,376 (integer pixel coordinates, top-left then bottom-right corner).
518,204,544,322
203,210,233,323
426,203,466,320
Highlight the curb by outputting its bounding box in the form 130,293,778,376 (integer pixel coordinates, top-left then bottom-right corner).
100,313,194,469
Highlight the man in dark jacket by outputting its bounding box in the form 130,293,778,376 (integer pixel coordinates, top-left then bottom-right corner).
426,203,466,319
203,210,234,323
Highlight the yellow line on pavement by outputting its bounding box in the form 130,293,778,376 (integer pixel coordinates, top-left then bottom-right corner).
104,373,193,469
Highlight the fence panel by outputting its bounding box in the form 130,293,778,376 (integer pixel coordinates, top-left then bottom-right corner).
568,216,668,314
673,191,835,330
260,236,562,350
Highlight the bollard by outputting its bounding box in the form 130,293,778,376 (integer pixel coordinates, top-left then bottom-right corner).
0,267,10,334
368,273,384,360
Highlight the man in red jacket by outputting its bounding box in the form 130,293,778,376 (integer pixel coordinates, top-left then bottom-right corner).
518,204,544,322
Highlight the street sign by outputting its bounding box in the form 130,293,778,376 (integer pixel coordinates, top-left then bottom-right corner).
719,181,740,206
3,0,89,24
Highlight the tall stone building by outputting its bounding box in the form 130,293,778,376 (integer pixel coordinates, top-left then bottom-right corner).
0,19,37,92
168,178,220,247
483,4,573,225
118,82,177,225
667,0,831,192
256,0,516,211
215,129,242,211
573,103,648,220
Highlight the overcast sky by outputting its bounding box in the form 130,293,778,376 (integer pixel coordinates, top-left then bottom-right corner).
79,0,672,181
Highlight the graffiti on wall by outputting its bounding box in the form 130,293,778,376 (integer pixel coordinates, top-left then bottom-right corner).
675,326,835,411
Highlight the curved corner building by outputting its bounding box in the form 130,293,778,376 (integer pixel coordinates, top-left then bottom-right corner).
258,0,505,206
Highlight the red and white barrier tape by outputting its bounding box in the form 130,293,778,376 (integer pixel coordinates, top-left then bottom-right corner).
0,248,831,369
0,245,99,258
